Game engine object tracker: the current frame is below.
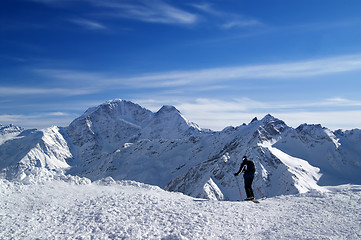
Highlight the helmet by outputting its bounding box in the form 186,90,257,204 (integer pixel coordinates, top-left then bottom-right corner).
242,156,247,161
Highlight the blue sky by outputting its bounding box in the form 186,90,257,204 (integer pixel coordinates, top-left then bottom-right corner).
1,0,361,130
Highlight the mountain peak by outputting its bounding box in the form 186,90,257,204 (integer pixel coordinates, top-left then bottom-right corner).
250,114,289,141
0,124,24,135
105,98,123,104
155,105,201,132
260,114,287,127
136,104,202,139
72,99,153,127
295,123,336,143
157,105,180,115
296,123,323,131
261,114,279,122
250,117,258,123
83,99,138,116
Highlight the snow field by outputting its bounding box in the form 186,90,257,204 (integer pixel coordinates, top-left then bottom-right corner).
0,179,360,240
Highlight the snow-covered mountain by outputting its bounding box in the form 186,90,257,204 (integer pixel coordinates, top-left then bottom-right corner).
1,99,360,200
0,124,24,145
0,126,71,180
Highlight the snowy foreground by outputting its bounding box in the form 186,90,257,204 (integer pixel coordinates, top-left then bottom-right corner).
1,177,360,240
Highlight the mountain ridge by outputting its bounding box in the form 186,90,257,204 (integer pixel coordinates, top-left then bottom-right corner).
1,99,360,200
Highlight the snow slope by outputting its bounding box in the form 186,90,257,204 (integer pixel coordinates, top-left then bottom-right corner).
273,124,361,185
0,177,360,240
0,126,71,179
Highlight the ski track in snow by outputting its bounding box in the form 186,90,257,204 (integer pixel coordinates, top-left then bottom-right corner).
0,179,360,240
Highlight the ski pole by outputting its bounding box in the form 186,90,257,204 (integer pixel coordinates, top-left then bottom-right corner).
256,186,266,199
234,176,243,200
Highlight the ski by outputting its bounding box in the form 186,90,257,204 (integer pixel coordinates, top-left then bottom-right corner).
244,197,266,203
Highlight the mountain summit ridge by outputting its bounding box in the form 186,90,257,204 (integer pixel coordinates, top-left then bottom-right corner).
1,99,360,200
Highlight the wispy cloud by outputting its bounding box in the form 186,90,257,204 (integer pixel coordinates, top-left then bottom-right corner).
34,68,105,82
0,114,25,124
275,111,361,130
142,98,361,130
0,99,103,129
131,96,361,131
178,98,266,113
0,86,96,96
282,18,361,34
31,54,361,91
92,0,198,25
46,112,69,116
191,2,262,29
32,0,198,25
221,19,262,29
70,18,107,30
306,98,361,108
0,113,76,129
175,97,361,116
262,97,361,110
31,0,263,28
115,54,361,88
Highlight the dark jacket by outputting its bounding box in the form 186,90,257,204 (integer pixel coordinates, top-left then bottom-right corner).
235,159,255,177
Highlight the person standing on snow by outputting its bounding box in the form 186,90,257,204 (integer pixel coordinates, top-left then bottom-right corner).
234,156,255,200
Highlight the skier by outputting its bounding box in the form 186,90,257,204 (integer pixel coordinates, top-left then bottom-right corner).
234,156,255,201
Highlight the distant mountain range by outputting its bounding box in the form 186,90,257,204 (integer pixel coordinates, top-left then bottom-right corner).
1,99,360,200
